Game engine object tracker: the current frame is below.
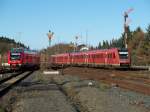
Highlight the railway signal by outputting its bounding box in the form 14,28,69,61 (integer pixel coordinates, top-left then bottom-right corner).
124,8,134,49
47,30,54,47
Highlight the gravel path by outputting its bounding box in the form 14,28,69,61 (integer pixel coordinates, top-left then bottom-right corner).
7,71,78,112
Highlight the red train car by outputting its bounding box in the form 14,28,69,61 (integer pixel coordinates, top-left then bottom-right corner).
50,53,70,67
50,48,130,68
8,48,40,70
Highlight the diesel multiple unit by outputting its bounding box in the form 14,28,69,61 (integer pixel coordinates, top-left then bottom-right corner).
50,48,130,68
8,48,40,70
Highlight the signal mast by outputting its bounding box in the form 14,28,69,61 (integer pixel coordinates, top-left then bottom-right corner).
124,8,134,49
47,30,54,47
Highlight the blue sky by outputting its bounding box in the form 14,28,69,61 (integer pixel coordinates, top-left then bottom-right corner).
0,0,150,50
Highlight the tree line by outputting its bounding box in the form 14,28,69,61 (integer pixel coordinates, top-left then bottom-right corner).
0,36,27,54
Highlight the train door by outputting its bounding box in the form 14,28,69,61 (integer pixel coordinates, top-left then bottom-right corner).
107,52,113,66
67,54,70,65
84,53,88,65
70,54,74,65
105,52,108,66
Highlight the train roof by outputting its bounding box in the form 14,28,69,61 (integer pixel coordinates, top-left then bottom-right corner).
51,48,120,57
71,48,119,55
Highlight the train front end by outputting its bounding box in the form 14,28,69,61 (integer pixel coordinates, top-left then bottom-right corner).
118,49,131,67
8,48,23,70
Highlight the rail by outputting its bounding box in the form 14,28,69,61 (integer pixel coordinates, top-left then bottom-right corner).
0,71,34,97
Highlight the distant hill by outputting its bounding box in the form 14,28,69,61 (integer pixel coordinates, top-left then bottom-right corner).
0,36,27,54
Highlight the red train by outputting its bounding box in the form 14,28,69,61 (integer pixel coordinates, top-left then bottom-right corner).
8,48,40,70
50,48,131,68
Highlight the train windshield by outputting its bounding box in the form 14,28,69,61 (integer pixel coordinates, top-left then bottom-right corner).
118,49,128,59
10,53,21,60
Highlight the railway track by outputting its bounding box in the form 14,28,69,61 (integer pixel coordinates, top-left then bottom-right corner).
0,71,24,84
0,71,34,97
63,67,150,95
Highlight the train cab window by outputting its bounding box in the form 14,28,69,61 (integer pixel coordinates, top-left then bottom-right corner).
118,49,129,59
10,53,21,60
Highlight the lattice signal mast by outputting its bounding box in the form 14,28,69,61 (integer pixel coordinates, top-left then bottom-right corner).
124,8,134,49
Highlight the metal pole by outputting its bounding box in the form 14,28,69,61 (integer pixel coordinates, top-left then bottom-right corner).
86,30,88,47
61,64,64,75
124,15,128,49
49,39,51,47
125,33,128,48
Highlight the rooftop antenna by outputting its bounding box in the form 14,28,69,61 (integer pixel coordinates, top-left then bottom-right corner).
124,8,134,49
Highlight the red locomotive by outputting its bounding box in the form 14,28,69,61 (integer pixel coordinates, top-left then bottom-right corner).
8,48,40,70
50,48,131,68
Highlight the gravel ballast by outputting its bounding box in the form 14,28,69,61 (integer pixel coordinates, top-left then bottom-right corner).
1,70,149,112
51,73,150,112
